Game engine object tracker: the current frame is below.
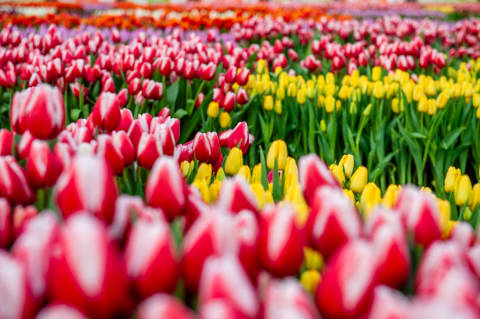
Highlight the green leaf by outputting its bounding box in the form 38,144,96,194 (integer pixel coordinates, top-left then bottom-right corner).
173,109,188,119
441,127,466,150
166,80,180,106
259,147,269,190
70,109,81,122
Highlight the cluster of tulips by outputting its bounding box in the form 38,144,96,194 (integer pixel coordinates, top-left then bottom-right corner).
2,8,480,319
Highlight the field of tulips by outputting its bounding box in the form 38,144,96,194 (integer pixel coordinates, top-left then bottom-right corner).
3,4,480,319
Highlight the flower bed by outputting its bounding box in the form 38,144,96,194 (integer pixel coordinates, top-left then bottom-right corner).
0,7,480,319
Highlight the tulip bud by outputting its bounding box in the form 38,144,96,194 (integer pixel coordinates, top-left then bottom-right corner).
0,156,35,205
199,254,259,319
394,186,442,247
455,174,472,206
55,155,118,223
26,140,62,189
299,154,339,204
12,84,65,139
137,294,196,319
92,92,121,132
225,147,243,175
308,186,361,258
193,132,221,164
350,166,368,193
444,166,461,193
258,204,305,277
145,157,186,221
217,176,258,214
339,154,354,179
267,140,288,170
95,134,125,175
125,218,178,299
207,101,219,118
0,129,14,156
48,213,128,318
111,131,135,167
316,239,376,318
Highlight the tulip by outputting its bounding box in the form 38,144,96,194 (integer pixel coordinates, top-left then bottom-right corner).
199,254,259,319
0,129,14,156
224,147,243,175
11,84,65,139
455,174,472,206
142,80,163,100
339,154,354,179
25,140,62,189
0,198,10,248
137,294,196,319
236,88,249,105
91,92,121,132
55,154,118,223
12,205,38,240
193,132,221,164
207,101,219,118
394,186,442,247
308,186,361,258
217,176,259,214
125,218,178,299
316,239,376,319
300,270,322,294
0,250,36,319
267,140,288,170
12,212,59,300
299,154,339,204
444,166,461,193
145,157,186,221
350,166,368,193
95,134,125,175
263,277,320,319
258,204,305,277
111,131,135,167
223,91,236,112
36,304,88,319
0,156,35,205
366,207,410,288
219,121,252,154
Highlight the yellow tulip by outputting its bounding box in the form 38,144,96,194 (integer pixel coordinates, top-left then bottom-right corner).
300,270,321,295
470,184,480,209
219,111,231,128
225,147,243,175
444,166,461,193
237,165,251,183
325,95,335,113
196,163,212,181
180,161,192,178
360,183,382,216
209,180,222,202
329,164,345,187
267,140,288,170
350,166,368,194
207,101,219,118
438,199,451,237
372,66,382,82
251,183,266,209
343,189,355,203
297,88,307,104
251,164,262,184
263,95,274,111
192,178,210,203
383,184,401,208
274,99,282,114
215,167,226,182
454,174,472,206
339,154,354,179
373,81,384,99
304,247,324,270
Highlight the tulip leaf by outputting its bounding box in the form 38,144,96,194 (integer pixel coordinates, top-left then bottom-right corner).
70,109,81,122
166,80,180,106
272,161,282,202
174,109,188,119
441,127,465,150
259,147,269,190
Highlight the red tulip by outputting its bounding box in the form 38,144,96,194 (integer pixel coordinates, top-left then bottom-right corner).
125,218,178,299
308,186,361,258
142,80,164,100
128,116,151,150
11,84,65,139
263,278,320,319
258,204,305,277
48,213,128,318
95,134,125,175
218,121,252,154
92,92,121,132
137,293,196,319
0,198,10,248
118,88,129,108
17,131,35,160
36,304,88,319
128,78,142,95
225,66,237,84
118,108,134,132
26,140,62,189
0,249,36,319
111,131,135,167
217,176,258,214
145,157,186,221
366,207,409,288
0,129,14,156
316,239,377,319
0,156,34,205
193,132,220,163
199,254,259,319
222,91,236,112
236,68,250,86
394,186,441,247
299,154,339,204
55,154,118,223
12,212,60,300
236,88,249,106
